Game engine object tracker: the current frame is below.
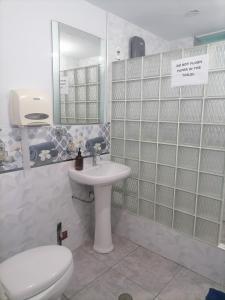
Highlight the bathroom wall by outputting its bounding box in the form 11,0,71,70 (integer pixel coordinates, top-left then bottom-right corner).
110,43,225,284
0,0,194,261
0,0,110,261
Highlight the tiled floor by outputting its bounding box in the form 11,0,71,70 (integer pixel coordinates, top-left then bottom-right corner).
64,235,224,300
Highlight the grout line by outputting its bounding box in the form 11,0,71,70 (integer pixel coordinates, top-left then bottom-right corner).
69,244,140,298
153,266,185,300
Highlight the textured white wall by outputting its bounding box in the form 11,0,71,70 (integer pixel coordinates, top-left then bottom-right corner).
0,161,92,262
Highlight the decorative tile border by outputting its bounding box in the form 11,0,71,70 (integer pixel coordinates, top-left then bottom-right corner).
0,123,110,173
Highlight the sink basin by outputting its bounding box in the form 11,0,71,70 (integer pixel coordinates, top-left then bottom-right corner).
69,160,131,186
69,160,131,254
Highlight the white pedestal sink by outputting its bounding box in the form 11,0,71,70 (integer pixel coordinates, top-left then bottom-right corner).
69,160,131,253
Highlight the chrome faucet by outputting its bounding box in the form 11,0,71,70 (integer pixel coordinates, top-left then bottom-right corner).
92,150,97,166
85,137,106,166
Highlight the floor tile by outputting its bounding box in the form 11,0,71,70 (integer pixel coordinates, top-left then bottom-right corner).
157,268,224,300
64,247,109,298
82,234,138,267
113,246,181,297
72,269,154,300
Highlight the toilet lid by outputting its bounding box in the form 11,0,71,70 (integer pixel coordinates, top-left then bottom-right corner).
0,245,73,300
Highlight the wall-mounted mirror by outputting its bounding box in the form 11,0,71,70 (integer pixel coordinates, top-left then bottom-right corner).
52,21,106,125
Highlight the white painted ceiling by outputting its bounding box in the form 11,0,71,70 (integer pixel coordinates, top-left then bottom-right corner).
87,0,225,40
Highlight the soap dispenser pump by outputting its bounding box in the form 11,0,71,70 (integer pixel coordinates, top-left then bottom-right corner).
75,148,83,170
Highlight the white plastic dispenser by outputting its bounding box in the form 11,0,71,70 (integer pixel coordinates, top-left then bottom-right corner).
9,89,52,126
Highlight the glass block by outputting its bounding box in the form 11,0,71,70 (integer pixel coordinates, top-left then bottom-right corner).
179,124,201,146
127,57,142,79
68,87,75,101
125,140,139,159
161,77,180,99
198,173,223,199
140,162,156,182
180,99,202,122
112,82,125,100
141,122,157,142
161,49,182,75
183,45,207,58
176,169,197,193
142,101,159,121
87,85,98,101
127,80,141,100
66,103,75,118
157,165,175,187
126,101,141,120
112,191,124,208
208,42,225,70
66,70,75,85
87,103,98,119
125,195,138,214
111,121,124,138
177,146,199,170
112,61,125,81
175,190,196,214
159,100,179,122
139,199,154,220
158,144,176,166
111,139,124,157
60,93,66,103
200,149,225,175
181,85,204,98
174,211,194,236
125,121,140,140
125,178,138,195
114,180,124,191
156,185,174,207
202,125,225,149
140,142,157,162
125,159,139,178
155,205,173,227
111,156,125,164
204,99,225,124
87,118,98,124
197,196,221,223
158,123,177,144
139,181,155,200
143,54,160,77
75,103,86,119
87,66,98,83
75,68,85,85
206,71,225,97
143,78,160,99
195,218,219,245
112,101,125,119
60,103,66,118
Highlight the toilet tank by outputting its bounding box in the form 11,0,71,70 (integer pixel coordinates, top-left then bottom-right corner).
9,89,52,126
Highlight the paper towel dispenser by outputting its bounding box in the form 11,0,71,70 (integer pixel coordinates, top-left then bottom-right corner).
9,89,52,126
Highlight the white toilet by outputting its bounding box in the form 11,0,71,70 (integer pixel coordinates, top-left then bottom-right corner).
0,245,74,300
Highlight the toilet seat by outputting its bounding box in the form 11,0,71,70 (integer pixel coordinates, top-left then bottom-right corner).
0,245,73,300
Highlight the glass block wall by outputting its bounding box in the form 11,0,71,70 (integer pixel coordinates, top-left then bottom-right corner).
60,65,100,124
111,41,225,246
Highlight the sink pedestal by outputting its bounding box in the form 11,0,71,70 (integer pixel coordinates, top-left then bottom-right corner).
93,185,114,253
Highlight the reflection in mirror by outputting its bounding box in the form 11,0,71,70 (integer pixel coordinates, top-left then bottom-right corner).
52,21,106,125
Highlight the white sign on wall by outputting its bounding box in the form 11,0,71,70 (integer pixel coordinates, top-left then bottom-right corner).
171,54,208,87
60,76,69,95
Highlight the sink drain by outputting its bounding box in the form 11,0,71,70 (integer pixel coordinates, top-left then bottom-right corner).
118,293,133,300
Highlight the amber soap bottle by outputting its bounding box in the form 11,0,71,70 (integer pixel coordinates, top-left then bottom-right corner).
75,148,83,170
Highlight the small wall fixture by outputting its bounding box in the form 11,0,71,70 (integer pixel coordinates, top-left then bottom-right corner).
9,89,52,126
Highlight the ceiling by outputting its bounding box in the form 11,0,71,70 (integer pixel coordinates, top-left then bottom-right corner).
87,0,225,40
